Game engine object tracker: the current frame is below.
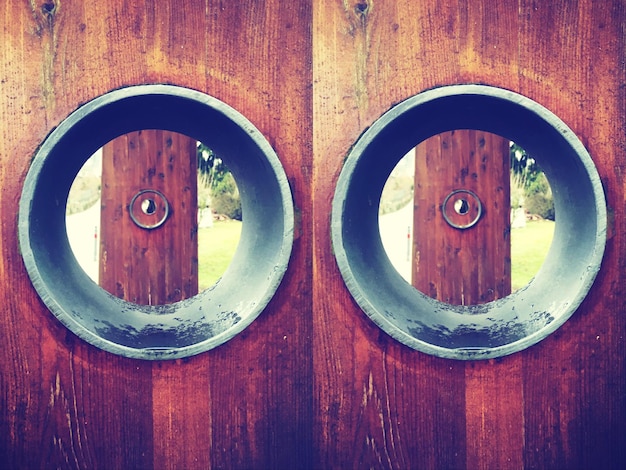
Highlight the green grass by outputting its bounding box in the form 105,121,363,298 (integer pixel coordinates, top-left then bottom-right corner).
197,218,552,294
198,220,242,290
511,219,555,291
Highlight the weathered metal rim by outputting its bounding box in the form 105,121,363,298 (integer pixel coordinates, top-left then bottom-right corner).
128,189,170,230
19,84,294,360
331,84,606,360
441,189,483,230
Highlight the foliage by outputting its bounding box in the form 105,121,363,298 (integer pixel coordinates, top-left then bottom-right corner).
197,143,242,220
211,173,242,220
524,172,555,220
197,143,230,189
66,175,101,215
510,143,543,191
379,175,414,215
510,143,554,220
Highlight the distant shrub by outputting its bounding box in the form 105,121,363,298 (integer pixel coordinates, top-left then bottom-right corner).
66,176,101,215
524,173,554,220
526,192,555,220
379,175,414,215
210,173,242,220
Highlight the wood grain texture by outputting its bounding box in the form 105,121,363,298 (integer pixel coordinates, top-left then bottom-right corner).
312,1,471,467
412,130,518,468
313,0,625,469
0,1,312,468
1,0,625,468
516,2,626,468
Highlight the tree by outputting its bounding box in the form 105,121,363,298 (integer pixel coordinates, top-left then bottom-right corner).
197,143,242,220
510,143,554,220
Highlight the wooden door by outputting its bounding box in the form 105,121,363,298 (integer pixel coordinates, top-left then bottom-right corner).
1,1,625,469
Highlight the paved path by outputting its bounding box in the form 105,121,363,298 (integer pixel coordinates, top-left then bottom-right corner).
66,201,100,283
379,203,413,283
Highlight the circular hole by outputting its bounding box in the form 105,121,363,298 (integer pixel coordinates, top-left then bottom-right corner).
66,134,243,297
20,85,293,360
335,85,605,360
141,198,157,215
379,134,555,298
453,198,469,215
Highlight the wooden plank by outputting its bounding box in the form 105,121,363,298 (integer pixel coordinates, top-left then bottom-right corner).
201,2,313,468
312,1,529,469
517,1,626,468
100,129,204,468
412,129,520,469
1,1,313,468
312,1,474,468
100,130,199,305
412,130,511,305
0,2,155,467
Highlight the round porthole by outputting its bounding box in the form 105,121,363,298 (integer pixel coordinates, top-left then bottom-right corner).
331,84,606,360
19,85,294,360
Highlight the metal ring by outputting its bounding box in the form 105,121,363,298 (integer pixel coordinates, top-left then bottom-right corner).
128,189,170,230
441,189,483,229
332,84,606,360
19,85,294,360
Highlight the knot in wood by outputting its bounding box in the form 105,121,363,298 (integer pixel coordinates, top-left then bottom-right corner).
41,1,56,15
354,2,370,15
